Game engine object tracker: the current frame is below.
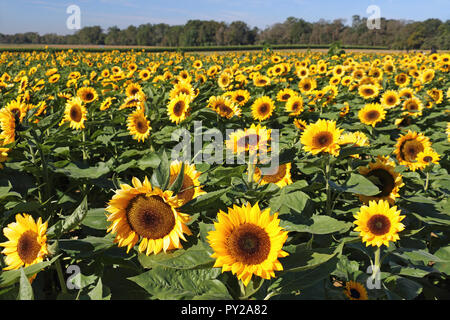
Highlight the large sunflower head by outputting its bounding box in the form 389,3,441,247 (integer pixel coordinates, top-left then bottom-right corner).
394,130,432,171
300,119,342,156
344,281,368,300
167,93,190,124
251,96,275,121
207,202,289,286
77,87,98,104
358,103,386,127
358,156,404,205
253,163,292,188
127,109,151,142
169,160,206,206
298,78,317,93
60,97,87,130
353,200,405,247
0,213,48,270
106,177,192,255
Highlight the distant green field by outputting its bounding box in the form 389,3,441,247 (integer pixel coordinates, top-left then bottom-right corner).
0,43,390,53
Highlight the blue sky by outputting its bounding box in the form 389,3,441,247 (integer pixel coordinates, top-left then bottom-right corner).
0,0,449,35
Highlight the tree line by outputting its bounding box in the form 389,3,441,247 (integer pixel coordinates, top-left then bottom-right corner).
1,16,449,50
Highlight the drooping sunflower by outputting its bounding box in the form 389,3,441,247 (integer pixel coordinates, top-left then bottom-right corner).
207,202,289,286
60,97,87,130
208,96,241,119
344,281,368,300
358,156,404,205
380,90,400,109
0,213,48,270
300,119,343,156
168,160,206,206
253,163,293,188
394,130,432,171
251,96,275,121
293,119,308,131
119,93,146,110
167,93,190,124
100,97,116,111
77,87,98,104
106,176,192,255
358,84,379,100
226,123,271,155
127,109,151,142
353,200,405,247
285,95,304,116
338,131,370,158
358,103,386,127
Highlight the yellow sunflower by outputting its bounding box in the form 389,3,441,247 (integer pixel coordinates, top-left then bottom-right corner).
338,131,370,158
416,148,440,168
353,200,405,247
358,84,379,100
127,109,151,142
253,163,293,188
207,202,289,286
276,88,297,102
100,97,116,111
106,176,192,255
251,96,275,121
167,93,190,124
358,103,386,127
77,87,98,104
168,160,206,206
169,82,195,102
300,119,342,156
226,123,271,155
358,156,404,205
380,90,400,109
344,281,368,300
293,119,308,131
0,147,8,169
208,96,241,119
402,97,423,117
394,131,432,171
298,78,317,94
0,213,48,270
231,89,250,106
60,97,87,130
125,83,143,97
285,95,304,116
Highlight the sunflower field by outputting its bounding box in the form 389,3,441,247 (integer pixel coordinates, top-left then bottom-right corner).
0,48,449,301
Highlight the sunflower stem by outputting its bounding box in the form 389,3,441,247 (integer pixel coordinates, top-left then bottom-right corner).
55,258,68,295
424,171,430,191
247,153,256,188
325,156,332,215
372,246,381,284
